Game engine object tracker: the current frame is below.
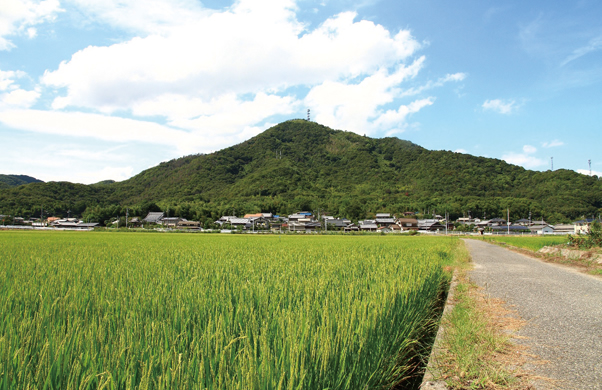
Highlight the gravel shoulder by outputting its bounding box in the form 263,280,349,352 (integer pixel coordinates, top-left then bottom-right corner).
465,239,602,390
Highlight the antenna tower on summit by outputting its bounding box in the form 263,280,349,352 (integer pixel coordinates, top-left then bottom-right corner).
589,159,592,176
307,109,311,121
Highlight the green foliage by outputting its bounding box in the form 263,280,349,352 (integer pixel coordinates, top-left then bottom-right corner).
1,121,601,223
0,174,43,189
568,221,602,249
0,232,456,389
477,236,569,251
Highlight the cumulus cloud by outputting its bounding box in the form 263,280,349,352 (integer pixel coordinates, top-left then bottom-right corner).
541,139,563,148
454,148,468,154
0,70,40,108
482,98,518,114
502,144,546,169
64,0,213,35
577,169,602,177
0,0,62,50
0,70,27,91
37,2,433,145
304,60,432,134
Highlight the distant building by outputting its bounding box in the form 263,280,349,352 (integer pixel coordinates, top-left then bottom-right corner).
143,212,165,224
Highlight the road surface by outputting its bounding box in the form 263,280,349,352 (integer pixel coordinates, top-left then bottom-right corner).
465,239,602,390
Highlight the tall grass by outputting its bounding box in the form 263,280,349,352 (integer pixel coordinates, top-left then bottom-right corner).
477,236,568,251
0,232,455,389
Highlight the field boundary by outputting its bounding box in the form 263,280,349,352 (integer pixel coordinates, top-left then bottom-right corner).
420,272,458,389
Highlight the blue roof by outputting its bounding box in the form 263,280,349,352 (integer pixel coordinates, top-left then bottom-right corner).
299,212,312,216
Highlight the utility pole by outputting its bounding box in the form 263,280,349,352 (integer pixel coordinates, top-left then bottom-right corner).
507,208,510,235
126,208,129,229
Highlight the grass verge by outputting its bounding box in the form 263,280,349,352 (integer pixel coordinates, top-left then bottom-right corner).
426,241,535,389
473,236,602,277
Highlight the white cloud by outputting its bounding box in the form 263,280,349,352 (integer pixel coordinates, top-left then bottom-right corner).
0,70,27,91
522,144,537,154
577,169,602,177
0,0,62,50
42,8,420,113
0,88,40,108
541,139,563,148
400,72,466,97
304,61,430,134
0,109,194,149
29,1,442,150
482,99,518,114
561,35,602,67
454,148,468,154
502,144,545,169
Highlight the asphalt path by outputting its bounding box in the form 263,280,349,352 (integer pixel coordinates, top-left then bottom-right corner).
464,239,602,390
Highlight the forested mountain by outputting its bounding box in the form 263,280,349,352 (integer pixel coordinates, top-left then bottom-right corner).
0,120,600,224
0,175,43,190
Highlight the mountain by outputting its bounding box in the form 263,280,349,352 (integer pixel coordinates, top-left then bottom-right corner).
0,120,600,224
0,174,43,190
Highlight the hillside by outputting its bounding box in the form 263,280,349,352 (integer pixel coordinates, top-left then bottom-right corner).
0,120,600,224
0,174,43,190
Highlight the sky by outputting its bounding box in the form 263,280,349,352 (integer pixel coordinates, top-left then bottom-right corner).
1,0,601,184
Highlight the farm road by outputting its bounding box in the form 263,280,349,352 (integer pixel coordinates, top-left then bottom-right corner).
464,239,602,390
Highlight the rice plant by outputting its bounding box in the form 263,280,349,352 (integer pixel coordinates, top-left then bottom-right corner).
0,232,456,389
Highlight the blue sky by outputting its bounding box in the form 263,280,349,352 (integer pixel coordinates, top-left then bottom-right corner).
1,0,601,184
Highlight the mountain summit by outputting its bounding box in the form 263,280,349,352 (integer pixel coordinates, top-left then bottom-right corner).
0,120,600,223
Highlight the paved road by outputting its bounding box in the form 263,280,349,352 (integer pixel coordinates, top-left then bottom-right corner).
464,239,602,390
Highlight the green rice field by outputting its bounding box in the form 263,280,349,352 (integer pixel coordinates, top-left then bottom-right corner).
477,235,569,251
0,232,457,389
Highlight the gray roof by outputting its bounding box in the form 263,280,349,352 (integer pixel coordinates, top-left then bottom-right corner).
375,213,391,218
375,218,396,224
143,212,164,223
360,224,378,229
229,218,250,225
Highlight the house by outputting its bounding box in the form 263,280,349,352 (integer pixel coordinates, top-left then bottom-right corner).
553,224,575,234
491,225,531,234
417,219,445,231
128,217,142,227
378,224,401,233
574,218,601,234
76,223,99,229
47,216,60,224
375,217,397,227
488,218,507,227
344,223,360,232
162,217,184,228
229,218,250,227
375,213,391,218
515,218,531,226
360,223,378,232
288,214,311,222
288,221,321,232
397,218,419,230
403,211,416,217
178,220,201,229
143,212,165,224
326,218,351,230
528,224,552,234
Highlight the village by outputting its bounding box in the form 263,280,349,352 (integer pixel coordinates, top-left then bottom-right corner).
1,211,598,235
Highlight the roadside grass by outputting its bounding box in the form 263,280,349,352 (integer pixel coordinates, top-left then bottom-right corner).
475,235,568,251
473,236,602,276
428,242,535,389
